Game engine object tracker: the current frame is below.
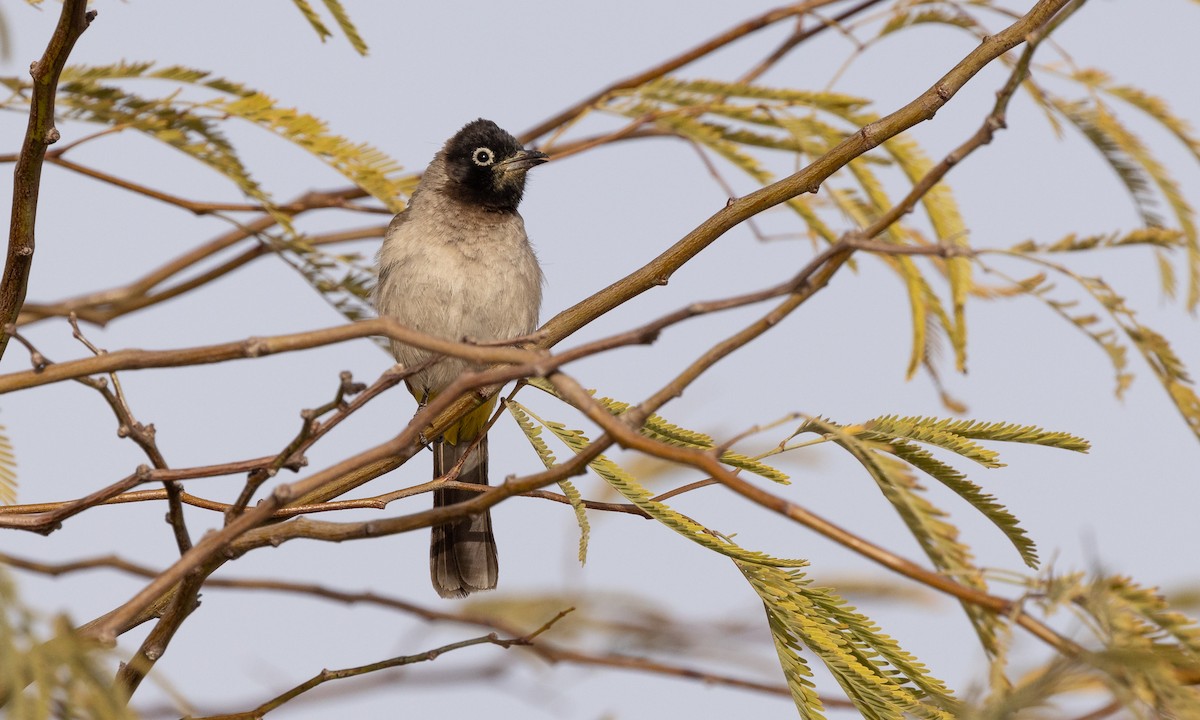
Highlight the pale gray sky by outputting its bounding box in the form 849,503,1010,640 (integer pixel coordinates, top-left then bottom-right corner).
2,2,1199,718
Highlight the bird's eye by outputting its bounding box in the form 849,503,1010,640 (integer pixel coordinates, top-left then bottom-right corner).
472,147,495,166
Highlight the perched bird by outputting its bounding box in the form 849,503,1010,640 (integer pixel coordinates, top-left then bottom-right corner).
374,119,548,598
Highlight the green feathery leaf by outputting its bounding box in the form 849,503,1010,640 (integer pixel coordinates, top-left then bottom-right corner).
0,424,14,505
507,400,590,563
995,253,1200,440
509,401,805,568
863,415,1002,467
866,415,1090,455
526,378,789,483
596,396,790,483
888,441,1037,568
1010,228,1186,254
877,5,981,38
288,0,369,55
738,562,959,719
290,0,334,41
1053,99,1164,228
214,91,405,210
1069,67,1200,308
320,0,369,55
0,571,137,719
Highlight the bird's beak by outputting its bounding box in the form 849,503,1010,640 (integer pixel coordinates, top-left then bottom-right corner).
499,149,550,172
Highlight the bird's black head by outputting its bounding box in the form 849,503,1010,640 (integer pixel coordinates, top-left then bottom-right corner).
439,119,548,212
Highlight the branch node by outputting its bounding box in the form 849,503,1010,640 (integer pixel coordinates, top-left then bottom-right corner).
857,122,881,149
244,337,269,357
43,127,61,145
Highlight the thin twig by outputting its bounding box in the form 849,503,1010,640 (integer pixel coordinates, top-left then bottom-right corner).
517,0,846,145
189,609,575,719
46,155,393,216
225,370,371,521
67,314,193,555
738,0,887,84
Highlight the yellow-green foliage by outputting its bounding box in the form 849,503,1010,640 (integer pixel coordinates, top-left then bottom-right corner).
0,572,136,720
604,75,973,384
507,400,591,564
0,425,14,505
0,62,414,324
508,395,968,718
288,0,368,55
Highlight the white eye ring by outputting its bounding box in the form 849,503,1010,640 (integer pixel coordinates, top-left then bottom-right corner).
472,147,495,166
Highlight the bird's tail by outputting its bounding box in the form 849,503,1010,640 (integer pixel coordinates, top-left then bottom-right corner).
430,433,498,598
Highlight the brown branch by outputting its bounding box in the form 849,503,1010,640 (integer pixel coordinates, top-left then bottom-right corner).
0,0,95,361
66,305,204,701
78,357,556,642
0,317,537,394
20,227,366,325
0,363,412,534
0,476,650,521
114,572,204,702
46,155,393,216
225,369,371,521
0,459,270,532
47,156,280,216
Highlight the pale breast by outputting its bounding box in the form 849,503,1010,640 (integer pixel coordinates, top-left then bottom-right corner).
374,199,543,395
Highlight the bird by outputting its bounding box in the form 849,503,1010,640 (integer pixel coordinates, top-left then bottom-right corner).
374,119,548,598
